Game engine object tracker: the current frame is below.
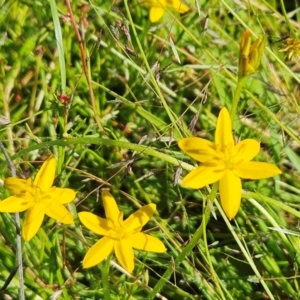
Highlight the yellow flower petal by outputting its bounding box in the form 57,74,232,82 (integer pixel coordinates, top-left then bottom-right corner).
215,108,233,148
240,31,251,57
149,6,165,22
219,170,241,220
178,137,218,163
82,237,114,268
78,212,111,235
0,196,33,212
50,188,76,204
124,204,156,232
34,156,56,191
170,0,190,13
23,204,45,241
234,161,282,179
182,164,225,189
114,239,134,273
4,177,27,195
249,35,266,71
45,202,74,224
234,139,260,162
129,232,167,252
102,191,120,224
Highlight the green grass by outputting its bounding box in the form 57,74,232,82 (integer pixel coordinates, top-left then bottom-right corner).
1,0,300,299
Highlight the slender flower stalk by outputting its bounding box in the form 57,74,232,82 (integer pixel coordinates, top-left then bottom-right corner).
147,203,212,299
0,156,76,241
142,0,190,23
0,142,25,300
78,190,166,273
178,107,282,220
230,76,247,127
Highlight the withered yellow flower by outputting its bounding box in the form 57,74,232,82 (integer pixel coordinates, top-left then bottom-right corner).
279,37,300,60
238,30,266,78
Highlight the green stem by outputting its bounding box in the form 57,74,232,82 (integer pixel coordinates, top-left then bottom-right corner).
0,143,24,300
123,0,183,139
245,88,300,146
93,81,179,138
215,201,275,300
11,137,194,171
230,76,247,129
147,207,210,299
50,0,66,93
202,183,229,300
146,184,220,299
243,192,300,219
102,255,111,300
279,0,296,38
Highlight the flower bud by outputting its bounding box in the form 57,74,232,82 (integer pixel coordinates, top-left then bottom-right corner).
238,30,266,78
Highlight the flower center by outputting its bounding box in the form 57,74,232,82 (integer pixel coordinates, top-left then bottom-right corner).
114,225,127,239
107,213,131,241
26,179,52,204
216,142,236,170
32,186,43,203
107,222,131,241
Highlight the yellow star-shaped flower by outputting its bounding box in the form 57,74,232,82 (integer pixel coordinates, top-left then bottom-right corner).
143,0,190,23
0,156,76,241
78,191,166,273
178,107,282,219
